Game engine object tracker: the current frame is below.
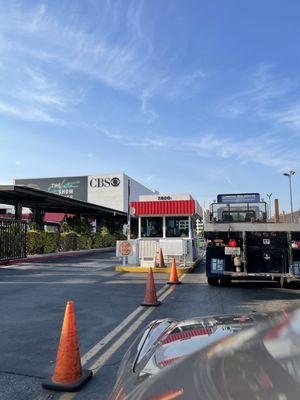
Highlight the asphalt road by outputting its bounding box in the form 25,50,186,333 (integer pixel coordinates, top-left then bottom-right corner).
1,251,300,400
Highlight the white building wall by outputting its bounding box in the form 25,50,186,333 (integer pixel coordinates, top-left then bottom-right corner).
87,173,124,211
13,173,157,213
87,173,157,212
124,174,158,212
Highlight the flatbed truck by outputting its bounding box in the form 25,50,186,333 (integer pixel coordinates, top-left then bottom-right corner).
204,193,300,287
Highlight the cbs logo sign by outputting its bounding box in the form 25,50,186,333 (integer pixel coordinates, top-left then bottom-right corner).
89,177,121,188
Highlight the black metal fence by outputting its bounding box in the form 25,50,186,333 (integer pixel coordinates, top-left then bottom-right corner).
0,219,27,262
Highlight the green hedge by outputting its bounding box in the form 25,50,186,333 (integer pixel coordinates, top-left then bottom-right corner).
27,231,46,255
26,230,124,255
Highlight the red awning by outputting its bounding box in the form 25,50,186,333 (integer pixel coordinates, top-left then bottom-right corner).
0,213,72,223
131,200,195,216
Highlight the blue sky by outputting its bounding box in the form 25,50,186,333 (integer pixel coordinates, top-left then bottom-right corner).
1,0,300,212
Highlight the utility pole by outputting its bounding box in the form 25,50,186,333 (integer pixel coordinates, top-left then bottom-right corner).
283,170,295,223
266,193,273,221
274,198,280,223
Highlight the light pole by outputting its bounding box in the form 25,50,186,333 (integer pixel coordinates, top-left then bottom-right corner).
266,193,272,221
283,170,295,223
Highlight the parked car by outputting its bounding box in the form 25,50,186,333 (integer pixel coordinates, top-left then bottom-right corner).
108,309,300,399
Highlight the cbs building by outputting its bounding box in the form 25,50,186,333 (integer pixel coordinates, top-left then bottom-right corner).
15,173,157,212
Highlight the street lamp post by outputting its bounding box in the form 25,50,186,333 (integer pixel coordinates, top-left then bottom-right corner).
283,170,295,223
266,193,273,221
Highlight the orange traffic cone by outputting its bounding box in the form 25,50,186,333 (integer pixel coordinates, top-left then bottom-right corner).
159,248,165,268
167,258,182,285
141,268,161,307
42,301,92,392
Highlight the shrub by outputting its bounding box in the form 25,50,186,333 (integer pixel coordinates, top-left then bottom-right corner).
77,234,93,250
91,233,104,249
25,225,117,255
43,232,60,253
99,226,115,247
63,216,92,235
59,232,78,252
27,230,45,255
114,232,127,241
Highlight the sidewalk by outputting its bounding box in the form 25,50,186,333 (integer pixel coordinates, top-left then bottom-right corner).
0,247,116,266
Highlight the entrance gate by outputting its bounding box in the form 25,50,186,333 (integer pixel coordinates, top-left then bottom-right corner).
0,219,27,262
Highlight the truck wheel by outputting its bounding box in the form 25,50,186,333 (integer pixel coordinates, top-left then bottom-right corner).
220,278,231,286
207,277,219,286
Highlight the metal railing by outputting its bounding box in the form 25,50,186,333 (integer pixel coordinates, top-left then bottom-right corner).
0,219,27,262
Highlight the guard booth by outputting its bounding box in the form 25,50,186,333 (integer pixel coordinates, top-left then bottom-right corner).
130,194,202,267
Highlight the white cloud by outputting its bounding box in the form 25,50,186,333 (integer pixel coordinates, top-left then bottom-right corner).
218,64,292,119
18,68,70,110
0,2,208,125
97,124,300,172
0,101,57,123
140,89,158,122
188,133,300,171
127,137,171,147
0,2,152,93
0,61,74,124
102,128,125,140
165,69,208,99
268,104,300,131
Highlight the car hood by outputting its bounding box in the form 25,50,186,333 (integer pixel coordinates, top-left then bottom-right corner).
139,314,258,376
110,308,300,400
109,312,268,400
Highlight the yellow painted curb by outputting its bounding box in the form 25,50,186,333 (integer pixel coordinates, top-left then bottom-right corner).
115,266,193,274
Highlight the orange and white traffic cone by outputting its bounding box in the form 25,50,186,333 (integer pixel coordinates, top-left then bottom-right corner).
141,268,161,307
167,258,182,285
42,301,92,392
159,248,165,268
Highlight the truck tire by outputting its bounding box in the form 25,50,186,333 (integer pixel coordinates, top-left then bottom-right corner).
220,278,231,286
207,277,219,286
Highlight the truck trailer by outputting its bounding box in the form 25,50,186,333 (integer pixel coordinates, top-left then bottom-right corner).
204,193,300,287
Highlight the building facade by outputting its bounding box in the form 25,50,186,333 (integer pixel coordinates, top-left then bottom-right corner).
15,173,157,212
279,210,300,224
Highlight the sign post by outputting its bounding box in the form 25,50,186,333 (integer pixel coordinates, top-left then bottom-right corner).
117,241,133,266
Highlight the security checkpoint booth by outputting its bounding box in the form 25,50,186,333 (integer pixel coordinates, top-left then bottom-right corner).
127,194,202,267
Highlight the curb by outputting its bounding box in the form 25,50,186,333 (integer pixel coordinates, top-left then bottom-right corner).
0,247,116,267
115,266,193,274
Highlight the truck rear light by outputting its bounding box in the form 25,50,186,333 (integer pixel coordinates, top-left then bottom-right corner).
228,239,237,247
298,241,300,249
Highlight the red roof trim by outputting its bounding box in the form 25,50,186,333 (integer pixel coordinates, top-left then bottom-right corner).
131,200,195,216
162,328,213,345
158,356,182,367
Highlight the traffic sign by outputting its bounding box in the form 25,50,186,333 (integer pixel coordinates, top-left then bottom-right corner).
118,241,133,257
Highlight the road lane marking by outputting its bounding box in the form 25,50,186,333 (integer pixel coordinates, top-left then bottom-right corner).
89,283,177,372
81,284,169,365
58,275,185,400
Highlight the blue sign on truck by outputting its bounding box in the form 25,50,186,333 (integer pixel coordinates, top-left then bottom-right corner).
217,193,260,204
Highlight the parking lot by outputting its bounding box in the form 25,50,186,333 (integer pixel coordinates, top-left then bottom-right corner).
1,251,300,400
